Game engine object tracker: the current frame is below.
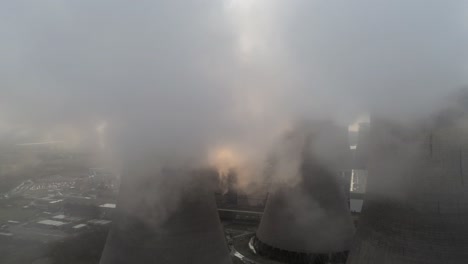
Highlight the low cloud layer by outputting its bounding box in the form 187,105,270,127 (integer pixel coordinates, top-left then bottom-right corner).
0,0,467,170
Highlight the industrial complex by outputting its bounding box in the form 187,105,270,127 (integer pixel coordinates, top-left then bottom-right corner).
5,108,468,264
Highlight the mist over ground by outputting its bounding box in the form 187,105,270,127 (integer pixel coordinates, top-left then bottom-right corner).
1,0,467,177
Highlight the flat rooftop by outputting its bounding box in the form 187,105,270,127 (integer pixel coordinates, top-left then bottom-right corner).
88,219,111,225
72,224,87,229
37,220,66,226
99,203,116,209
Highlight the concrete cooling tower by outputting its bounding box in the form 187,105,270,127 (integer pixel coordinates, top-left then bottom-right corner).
99,163,232,264
347,114,468,264
253,122,355,264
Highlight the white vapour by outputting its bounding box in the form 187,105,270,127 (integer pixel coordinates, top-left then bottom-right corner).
0,0,466,174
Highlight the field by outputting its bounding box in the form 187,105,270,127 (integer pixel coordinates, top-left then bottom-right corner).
0,204,38,223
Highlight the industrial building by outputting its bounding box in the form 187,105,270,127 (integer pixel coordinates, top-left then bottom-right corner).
352,122,370,170
347,112,468,263
350,169,367,194
253,122,355,264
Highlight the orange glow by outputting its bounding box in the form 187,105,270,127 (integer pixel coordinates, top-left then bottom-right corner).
209,147,240,177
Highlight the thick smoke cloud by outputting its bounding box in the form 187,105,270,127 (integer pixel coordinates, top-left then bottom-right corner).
275,0,468,120
0,0,467,171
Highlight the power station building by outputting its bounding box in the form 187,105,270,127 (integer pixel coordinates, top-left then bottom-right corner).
352,122,370,170
347,113,468,263
99,164,232,264
253,122,355,264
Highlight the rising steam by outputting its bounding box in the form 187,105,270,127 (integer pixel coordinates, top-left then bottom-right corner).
0,0,466,184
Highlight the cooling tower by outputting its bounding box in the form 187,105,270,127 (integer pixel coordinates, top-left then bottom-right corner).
99,163,232,264
253,122,355,264
347,114,468,264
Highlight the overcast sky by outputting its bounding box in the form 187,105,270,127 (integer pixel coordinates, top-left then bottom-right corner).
0,0,467,166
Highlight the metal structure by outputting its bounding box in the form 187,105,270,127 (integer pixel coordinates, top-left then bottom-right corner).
353,122,370,170
347,115,468,264
254,122,355,264
100,166,232,264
